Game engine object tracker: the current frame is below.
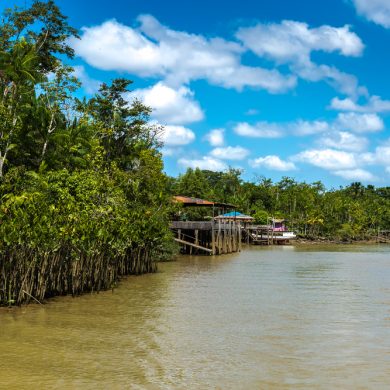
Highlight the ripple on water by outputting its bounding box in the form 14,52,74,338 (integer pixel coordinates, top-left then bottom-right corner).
1,245,390,389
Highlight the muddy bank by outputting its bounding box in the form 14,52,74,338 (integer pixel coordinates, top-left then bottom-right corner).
294,236,390,245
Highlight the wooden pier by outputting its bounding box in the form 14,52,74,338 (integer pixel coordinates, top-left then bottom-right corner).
171,221,241,255
242,225,296,245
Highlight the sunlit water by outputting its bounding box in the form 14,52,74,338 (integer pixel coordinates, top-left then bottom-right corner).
1,245,389,389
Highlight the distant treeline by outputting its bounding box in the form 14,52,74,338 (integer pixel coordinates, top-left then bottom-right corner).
168,168,390,240
0,1,174,306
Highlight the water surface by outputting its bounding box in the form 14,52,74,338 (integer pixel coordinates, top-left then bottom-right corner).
1,245,389,389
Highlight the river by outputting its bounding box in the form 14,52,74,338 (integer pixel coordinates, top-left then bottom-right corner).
1,245,389,389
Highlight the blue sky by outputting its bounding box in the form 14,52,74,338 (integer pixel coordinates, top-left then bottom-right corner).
4,0,390,187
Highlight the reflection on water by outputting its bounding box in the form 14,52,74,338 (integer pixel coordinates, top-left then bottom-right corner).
1,245,389,389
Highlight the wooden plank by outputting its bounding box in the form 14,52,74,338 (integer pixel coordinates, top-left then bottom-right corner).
174,238,213,253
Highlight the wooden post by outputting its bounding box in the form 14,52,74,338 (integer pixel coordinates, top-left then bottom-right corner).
211,222,216,255
218,220,222,254
238,223,242,251
227,221,230,253
230,221,233,252
233,222,237,252
232,222,235,252
223,221,227,254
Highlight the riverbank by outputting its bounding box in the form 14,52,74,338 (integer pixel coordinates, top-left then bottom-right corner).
294,236,390,245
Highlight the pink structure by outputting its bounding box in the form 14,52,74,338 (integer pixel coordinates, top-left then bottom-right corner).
271,219,287,232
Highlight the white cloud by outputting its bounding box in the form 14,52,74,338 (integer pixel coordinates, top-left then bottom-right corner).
336,112,384,133
210,146,250,160
236,21,363,63
71,17,295,93
358,142,390,167
386,167,390,174
293,62,366,98
333,168,376,181
160,125,195,146
234,112,385,142
319,131,368,152
234,122,283,138
330,96,390,113
203,128,225,146
160,147,177,157
250,155,296,171
293,149,357,170
373,144,390,165
292,139,390,181
291,120,330,136
178,156,227,171
352,0,390,28
72,65,101,94
130,82,204,125
236,20,365,97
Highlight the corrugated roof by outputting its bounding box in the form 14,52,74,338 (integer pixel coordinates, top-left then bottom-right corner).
173,196,235,208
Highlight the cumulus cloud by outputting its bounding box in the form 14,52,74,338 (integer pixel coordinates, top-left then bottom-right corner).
178,156,227,171
234,119,330,138
333,168,376,181
234,122,284,138
293,149,357,170
160,125,195,146
235,111,385,144
336,112,384,133
330,96,390,113
236,20,365,97
372,144,390,165
294,62,366,97
291,138,390,181
291,120,330,136
210,146,250,160
130,82,204,125
250,155,296,171
203,128,225,146
319,131,368,152
71,16,295,93
352,0,390,28
356,143,390,168
236,21,363,62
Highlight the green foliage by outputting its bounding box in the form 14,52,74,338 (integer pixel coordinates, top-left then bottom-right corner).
252,209,269,225
0,2,175,306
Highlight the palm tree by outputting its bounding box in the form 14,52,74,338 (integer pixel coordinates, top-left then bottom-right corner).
0,39,41,177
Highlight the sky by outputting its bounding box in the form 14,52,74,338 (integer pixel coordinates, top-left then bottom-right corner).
3,0,390,187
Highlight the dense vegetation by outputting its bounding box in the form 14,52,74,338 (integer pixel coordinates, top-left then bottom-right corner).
0,1,173,305
169,168,390,240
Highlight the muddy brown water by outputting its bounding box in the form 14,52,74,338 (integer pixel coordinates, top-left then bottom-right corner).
1,245,389,389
